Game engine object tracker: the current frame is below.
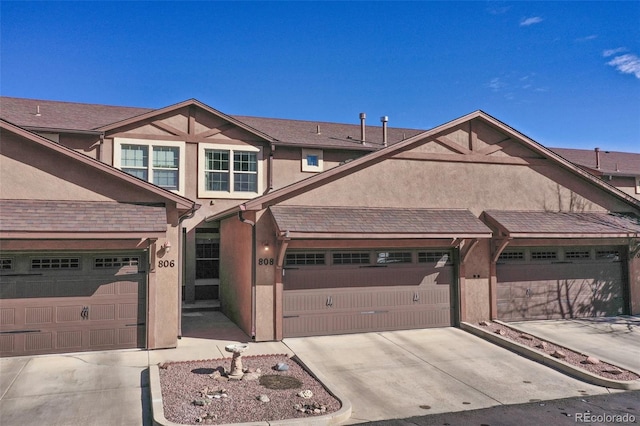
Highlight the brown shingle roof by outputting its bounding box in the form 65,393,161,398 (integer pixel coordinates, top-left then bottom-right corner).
233,115,423,150
269,206,492,236
0,97,152,131
550,147,640,176
0,200,167,233
484,210,640,236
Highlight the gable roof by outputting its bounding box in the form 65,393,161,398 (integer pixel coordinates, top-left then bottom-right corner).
96,99,276,143
0,96,151,131
0,119,198,213
209,110,640,221
550,147,640,177
233,115,423,151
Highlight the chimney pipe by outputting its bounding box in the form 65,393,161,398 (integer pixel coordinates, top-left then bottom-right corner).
359,113,366,143
380,116,388,147
595,147,601,169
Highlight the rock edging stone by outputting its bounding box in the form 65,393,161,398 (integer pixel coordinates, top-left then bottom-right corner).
461,321,640,391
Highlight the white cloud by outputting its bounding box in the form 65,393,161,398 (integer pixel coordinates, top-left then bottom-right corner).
576,35,597,42
607,53,640,79
520,16,543,26
488,77,506,92
603,47,627,58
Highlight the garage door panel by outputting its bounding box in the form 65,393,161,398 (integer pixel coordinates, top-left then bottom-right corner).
285,265,451,290
57,330,83,350
0,252,146,356
497,247,625,321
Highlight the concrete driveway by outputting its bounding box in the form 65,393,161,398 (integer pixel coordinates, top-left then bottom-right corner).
284,328,619,424
508,316,640,372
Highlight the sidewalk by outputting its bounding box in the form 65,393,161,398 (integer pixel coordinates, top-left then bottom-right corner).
0,311,291,426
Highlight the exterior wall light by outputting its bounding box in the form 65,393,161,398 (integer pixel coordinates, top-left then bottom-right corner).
263,242,270,251
162,241,172,253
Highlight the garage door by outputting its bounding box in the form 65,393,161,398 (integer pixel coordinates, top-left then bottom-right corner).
283,249,454,337
0,252,146,357
497,246,626,321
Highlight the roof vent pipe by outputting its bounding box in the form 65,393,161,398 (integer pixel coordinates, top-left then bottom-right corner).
595,147,601,169
380,116,388,147
359,113,366,143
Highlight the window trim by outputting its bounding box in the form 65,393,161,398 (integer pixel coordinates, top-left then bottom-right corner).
198,143,262,199
301,148,324,173
636,176,640,194
114,137,186,195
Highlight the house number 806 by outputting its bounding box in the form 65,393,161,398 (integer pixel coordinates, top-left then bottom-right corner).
158,260,175,268
258,258,274,266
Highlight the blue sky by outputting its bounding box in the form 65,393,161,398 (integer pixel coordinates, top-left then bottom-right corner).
2,1,639,151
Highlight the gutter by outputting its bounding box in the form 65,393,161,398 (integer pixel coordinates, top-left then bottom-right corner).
238,206,257,339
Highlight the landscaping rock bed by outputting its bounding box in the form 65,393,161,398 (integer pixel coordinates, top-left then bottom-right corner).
478,321,640,381
158,354,341,425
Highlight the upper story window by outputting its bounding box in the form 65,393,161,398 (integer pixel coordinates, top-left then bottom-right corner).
114,138,186,194
199,144,262,199
301,148,323,173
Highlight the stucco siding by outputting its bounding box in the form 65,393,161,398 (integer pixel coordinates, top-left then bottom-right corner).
219,214,253,336
283,159,616,215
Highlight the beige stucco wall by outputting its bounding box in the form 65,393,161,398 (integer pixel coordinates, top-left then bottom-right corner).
284,159,631,214
272,147,365,190
219,213,253,336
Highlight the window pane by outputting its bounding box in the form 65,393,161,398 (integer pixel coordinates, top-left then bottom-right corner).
122,168,148,180
121,145,148,167
206,150,229,171
153,170,178,189
234,173,257,192
307,155,319,167
376,252,412,264
153,147,179,168
206,171,230,191
333,252,369,265
233,152,257,172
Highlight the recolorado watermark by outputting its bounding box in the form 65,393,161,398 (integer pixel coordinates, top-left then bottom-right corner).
574,412,636,423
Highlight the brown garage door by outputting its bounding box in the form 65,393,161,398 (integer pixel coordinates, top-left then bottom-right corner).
497,246,626,321
0,252,146,357
283,249,454,337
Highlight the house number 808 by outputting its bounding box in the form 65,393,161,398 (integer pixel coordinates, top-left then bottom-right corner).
258,258,274,266
158,260,175,268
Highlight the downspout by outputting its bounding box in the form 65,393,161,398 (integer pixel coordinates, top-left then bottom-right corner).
268,143,275,192
239,206,257,339
177,204,200,339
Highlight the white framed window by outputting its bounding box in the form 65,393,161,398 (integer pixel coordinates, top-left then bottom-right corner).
198,144,262,198
301,148,323,172
636,176,640,194
114,138,186,194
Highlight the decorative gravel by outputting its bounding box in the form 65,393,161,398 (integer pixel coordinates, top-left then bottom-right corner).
479,321,640,381
158,354,341,425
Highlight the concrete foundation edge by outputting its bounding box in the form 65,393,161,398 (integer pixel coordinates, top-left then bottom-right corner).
461,322,640,391
150,356,352,426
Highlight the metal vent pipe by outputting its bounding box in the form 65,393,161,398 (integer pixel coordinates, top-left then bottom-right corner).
359,113,366,143
381,116,388,147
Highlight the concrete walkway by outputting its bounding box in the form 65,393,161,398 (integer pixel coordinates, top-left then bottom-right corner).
0,311,291,426
284,328,620,424
508,316,640,372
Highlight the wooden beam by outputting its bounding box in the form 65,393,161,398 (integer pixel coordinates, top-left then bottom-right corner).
435,135,472,155
188,105,196,136
491,238,511,263
469,121,478,152
475,137,512,156
391,151,549,166
151,121,189,138
460,238,480,263
196,123,235,138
